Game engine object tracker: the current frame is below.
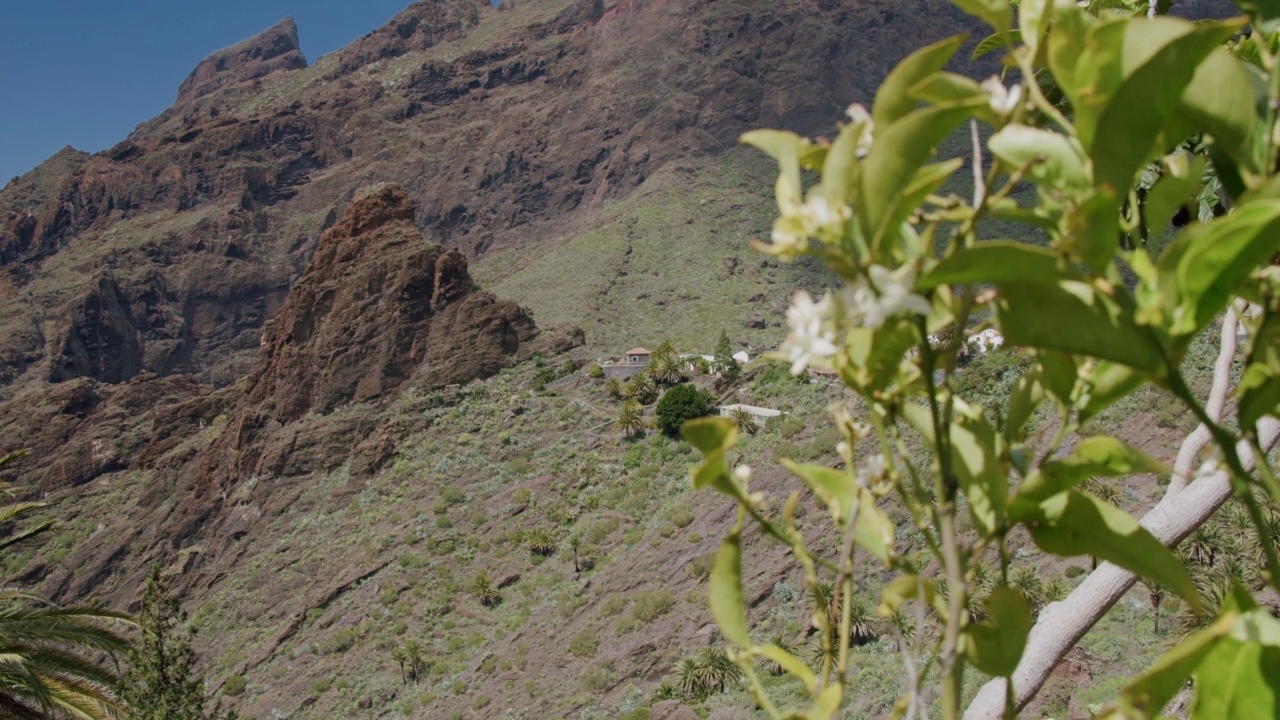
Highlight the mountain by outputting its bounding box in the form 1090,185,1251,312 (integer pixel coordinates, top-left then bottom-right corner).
0,0,1236,717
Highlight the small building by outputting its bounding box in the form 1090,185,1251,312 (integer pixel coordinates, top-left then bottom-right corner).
732,351,750,365
967,329,1004,354
626,347,652,365
719,404,783,422
808,367,839,382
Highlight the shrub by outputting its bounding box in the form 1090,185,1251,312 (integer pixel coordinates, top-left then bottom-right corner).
223,675,247,697
686,552,715,579
632,589,675,622
440,487,466,506
588,363,605,379
567,629,598,659
579,666,609,692
587,517,620,544
665,505,695,528
598,594,628,618
655,383,710,435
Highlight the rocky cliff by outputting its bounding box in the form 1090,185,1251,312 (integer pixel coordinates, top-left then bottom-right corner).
176,17,309,105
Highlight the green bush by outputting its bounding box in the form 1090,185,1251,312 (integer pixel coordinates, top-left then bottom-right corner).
632,589,675,622
440,487,466,506
579,666,609,692
654,383,710,436
665,505,695,528
223,675,247,697
568,629,598,659
588,363,605,379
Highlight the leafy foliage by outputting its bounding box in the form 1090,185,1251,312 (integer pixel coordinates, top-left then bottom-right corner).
682,1,1280,717
654,384,710,436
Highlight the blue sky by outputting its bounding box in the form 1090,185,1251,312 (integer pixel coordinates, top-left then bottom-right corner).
0,1,418,182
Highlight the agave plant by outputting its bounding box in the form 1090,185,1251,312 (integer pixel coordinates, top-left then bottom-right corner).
1009,565,1048,611
525,529,557,557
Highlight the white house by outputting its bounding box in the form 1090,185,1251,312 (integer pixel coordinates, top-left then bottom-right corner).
719,404,783,422
732,351,750,365
967,329,1004,354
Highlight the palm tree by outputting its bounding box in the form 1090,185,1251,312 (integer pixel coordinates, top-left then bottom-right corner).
615,402,646,439
730,407,758,435
0,451,133,720
628,374,657,405
604,377,625,399
524,529,557,556
472,574,501,607
758,635,796,676
648,355,683,386
653,340,677,363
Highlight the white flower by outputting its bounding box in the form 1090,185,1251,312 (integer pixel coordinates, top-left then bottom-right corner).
846,103,875,157
843,264,932,329
799,194,852,240
856,453,890,487
981,76,1023,117
733,465,753,483
784,290,838,375
769,222,808,259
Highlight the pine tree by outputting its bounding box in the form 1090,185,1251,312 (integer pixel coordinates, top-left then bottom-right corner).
713,330,740,381
121,566,213,720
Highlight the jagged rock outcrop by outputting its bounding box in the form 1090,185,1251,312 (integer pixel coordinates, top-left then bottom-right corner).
245,183,538,422
176,17,307,104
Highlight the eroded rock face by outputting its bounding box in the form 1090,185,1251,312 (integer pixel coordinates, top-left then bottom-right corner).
244,184,537,422
176,17,308,105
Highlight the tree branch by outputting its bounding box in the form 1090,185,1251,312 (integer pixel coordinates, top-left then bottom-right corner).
1168,305,1240,496
964,415,1280,720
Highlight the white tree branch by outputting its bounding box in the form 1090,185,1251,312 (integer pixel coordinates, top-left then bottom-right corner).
1169,305,1240,496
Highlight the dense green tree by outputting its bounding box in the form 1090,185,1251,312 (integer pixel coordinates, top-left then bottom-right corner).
712,330,740,381
120,566,212,720
654,383,709,436
0,451,133,720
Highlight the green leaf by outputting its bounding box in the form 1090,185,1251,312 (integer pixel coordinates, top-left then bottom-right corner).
691,448,741,499
952,0,1014,33
909,72,987,106
973,29,1022,59
996,281,1167,374
988,122,1090,194
949,400,1007,539
1143,152,1207,243
756,644,815,689
1239,364,1280,430
1107,612,1235,717
1064,188,1121,273
1006,366,1046,442
709,524,751,647
1018,0,1051,54
920,241,1076,290
1192,636,1280,719
1161,201,1280,340
682,417,738,454
781,460,856,527
872,35,966,128
741,130,805,211
1081,361,1144,422
1089,18,1244,194
878,574,948,618
811,683,844,720
1173,46,1262,177
964,588,1032,677
1019,489,1201,609
1012,437,1167,513
861,105,976,250
779,461,894,562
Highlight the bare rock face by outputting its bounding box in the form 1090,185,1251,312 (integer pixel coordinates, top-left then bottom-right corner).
245,183,538,423
176,17,308,105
